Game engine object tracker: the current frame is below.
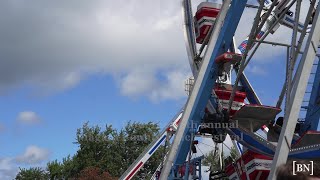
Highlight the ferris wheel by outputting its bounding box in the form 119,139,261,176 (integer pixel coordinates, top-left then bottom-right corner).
120,0,320,179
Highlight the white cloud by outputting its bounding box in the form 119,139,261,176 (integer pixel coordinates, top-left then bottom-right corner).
0,158,14,171
119,67,190,102
119,69,157,98
0,158,18,180
153,14,180,31
149,68,191,102
246,65,267,76
15,145,50,164
194,135,234,158
201,166,211,179
17,111,41,124
0,1,312,102
0,145,50,179
0,0,188,101
32,71,83,96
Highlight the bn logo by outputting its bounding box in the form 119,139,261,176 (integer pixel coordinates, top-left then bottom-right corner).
293,161,314,175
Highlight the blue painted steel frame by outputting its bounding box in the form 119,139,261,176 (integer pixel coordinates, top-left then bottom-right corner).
239,74,261,105
303,59,320,132
172,0,248,173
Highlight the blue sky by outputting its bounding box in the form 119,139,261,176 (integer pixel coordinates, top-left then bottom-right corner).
0,0,313,179
0,74,187,178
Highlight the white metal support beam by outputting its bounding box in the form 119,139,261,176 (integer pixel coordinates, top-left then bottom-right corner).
268,2,320,179
160,1,232,178
160,0,249,178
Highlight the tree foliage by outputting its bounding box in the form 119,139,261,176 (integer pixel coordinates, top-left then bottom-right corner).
229,146,240,160
203,145,240,172
15,121,163,180
77,166,117,180
16,167,48,180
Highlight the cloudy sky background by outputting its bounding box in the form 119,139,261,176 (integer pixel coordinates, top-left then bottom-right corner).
0,0,315,179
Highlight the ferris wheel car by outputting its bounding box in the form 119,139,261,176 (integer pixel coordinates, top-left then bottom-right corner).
194,2,221,44
214,84,247,116
225,150,273,180
232,104,281,132
215,52,243,64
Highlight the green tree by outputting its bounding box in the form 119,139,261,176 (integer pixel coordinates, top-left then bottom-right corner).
46,160,64,180
60,155,79,179
120,121,162,179
73,121,163,178
203,145,240,172
203,149,223,172
15,167,48,180
203,145,240,180
16,121,163,180
229,146,240,160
